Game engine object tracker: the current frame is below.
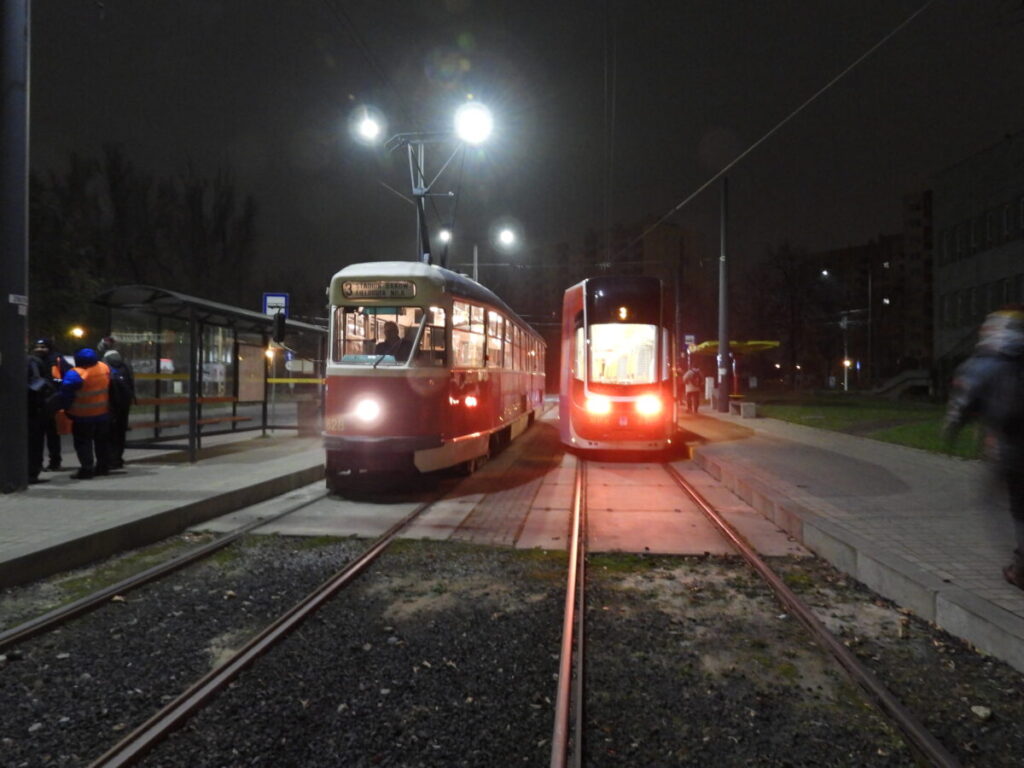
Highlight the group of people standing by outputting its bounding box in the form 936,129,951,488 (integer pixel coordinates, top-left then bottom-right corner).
26,336,135,483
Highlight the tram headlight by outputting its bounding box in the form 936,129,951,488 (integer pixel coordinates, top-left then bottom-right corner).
584,395,612,415
635,394,662,416
353,398,381,422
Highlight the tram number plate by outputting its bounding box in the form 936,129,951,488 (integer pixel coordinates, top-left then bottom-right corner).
342,280,416,299
618,416,628,427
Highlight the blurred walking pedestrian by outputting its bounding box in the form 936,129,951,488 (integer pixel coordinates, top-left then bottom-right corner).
60,348,112,479
103,349,135,469
944,306,1024,589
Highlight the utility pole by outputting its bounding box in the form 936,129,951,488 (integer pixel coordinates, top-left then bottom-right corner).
1,0,30,493
716,177,730,412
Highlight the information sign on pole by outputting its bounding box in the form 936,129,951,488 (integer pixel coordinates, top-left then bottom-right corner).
262,292,289,317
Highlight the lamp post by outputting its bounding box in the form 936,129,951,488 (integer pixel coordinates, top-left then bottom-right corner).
351,101,493,267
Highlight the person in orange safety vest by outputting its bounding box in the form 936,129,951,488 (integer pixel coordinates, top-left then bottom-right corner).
59,348,112,480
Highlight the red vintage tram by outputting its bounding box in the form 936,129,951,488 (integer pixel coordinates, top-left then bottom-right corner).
559,275,678,452
323,261,546,490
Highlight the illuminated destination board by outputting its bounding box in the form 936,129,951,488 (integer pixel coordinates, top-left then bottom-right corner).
341,280,417,299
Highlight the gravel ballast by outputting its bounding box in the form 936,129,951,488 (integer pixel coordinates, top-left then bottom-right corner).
4,536,1024,766
0,534,367,767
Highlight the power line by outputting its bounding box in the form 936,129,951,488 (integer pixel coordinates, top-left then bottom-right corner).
623,0,938,255
319,0,411,123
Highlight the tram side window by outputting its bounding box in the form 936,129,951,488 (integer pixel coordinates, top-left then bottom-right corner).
487,311,504,368
453,300,484,368
513,326,522,371
573,312,585,380
416,306,447,366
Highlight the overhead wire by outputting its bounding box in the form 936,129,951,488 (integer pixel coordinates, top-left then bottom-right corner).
621,0,938,256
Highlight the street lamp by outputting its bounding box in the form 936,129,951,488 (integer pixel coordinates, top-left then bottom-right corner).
351,100,494,267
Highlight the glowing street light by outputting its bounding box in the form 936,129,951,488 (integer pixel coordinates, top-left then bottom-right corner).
349,106,387,146
454,101,493,145
69,326,85,339
438,228,452,244
497,228,516,248
353,100,495,266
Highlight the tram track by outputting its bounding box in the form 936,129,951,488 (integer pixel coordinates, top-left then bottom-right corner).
91,493,443,767
551,457,962,768
0,487,331,652
0,484,448,768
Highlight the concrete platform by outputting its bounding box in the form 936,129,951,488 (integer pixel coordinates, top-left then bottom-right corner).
683,408,1024,673
0,433,324,588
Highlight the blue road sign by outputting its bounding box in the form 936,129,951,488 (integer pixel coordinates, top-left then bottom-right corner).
263,292,289,316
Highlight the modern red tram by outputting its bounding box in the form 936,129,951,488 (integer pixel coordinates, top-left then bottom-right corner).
559,275,678,452
323,261,546,490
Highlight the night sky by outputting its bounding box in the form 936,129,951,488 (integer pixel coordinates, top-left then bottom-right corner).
29,0,1024,302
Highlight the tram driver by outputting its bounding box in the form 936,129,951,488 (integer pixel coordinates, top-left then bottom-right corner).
375,321,413,361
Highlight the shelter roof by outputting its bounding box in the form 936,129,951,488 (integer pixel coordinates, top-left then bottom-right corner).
690,340,780,356
94,285,325,335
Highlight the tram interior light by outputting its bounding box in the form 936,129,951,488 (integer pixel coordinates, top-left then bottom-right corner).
635,394,662,416
585,395,612,415
454,101,493,145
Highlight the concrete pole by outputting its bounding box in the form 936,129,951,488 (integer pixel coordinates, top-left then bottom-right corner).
716,177,730,412
0,0,30,493
473,242,479,282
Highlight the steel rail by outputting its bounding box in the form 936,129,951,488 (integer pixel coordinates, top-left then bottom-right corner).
662,463,962,768
0,488,329,652
89,494,439,768
550,458,585,768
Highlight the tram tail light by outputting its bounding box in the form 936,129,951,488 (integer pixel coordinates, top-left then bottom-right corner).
584,395,612,415
635,394,662,416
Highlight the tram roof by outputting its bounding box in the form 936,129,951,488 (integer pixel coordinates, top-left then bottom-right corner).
94,285,325,335
330,261,542,340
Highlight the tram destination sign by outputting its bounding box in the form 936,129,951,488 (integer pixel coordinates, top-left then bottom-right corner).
342,280,417,299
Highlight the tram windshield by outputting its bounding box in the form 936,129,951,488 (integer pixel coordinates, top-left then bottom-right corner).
333,305,447,366
587,323,658,384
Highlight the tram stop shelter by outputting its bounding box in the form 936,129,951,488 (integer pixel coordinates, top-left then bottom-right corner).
94,285,326,462
689,340,780,407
